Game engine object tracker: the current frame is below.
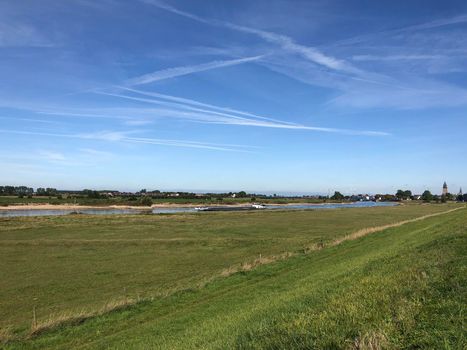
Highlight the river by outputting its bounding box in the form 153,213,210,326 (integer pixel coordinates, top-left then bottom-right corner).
0,201,398,217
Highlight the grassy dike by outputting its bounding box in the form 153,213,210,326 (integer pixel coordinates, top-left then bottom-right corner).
3,205,465,349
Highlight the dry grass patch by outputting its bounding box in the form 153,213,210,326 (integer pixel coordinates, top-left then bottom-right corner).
28,298,137,338
220,252,296,277
0,327,15,345
349,331,390,350
332,206,463,246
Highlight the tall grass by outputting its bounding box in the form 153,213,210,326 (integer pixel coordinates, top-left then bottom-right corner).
29,298,138,337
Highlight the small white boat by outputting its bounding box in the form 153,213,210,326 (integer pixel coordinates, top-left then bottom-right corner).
194,206,209,211
251,204,266,209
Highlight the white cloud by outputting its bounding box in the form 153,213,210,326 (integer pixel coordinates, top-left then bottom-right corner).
352,54,445,61
117,86,296,125
96,88,390,136
329,80,467,110
142,0,358,74
79,148,115,158
394,14,467,32
38,150,66,161
0,129,254,152
122,119,154,126
78,130,130,142
0,116,63,124
141,2,467,110
3,86,389,136
0,21,53,47
0,147,117,168
126,56,263,86
326,14,467,49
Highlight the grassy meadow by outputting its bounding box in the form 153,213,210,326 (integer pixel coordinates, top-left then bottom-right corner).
0,203,465,348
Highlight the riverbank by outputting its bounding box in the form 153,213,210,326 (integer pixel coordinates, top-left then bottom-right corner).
0,202,355,211
0,204,150,210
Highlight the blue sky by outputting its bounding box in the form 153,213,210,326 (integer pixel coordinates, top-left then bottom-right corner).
0,0,466,194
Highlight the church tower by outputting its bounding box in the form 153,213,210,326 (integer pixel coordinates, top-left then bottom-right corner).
442,182,448,195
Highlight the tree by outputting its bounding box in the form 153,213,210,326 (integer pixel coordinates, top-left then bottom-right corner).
83,189,101,199
36,188,46,196
36,188,58,196
16,186,33,195
396,189,412,200
140,196,153,206
237,191,247,198
396,189,405,200
330,191,344,200
421,190,433,202
0,186,32,196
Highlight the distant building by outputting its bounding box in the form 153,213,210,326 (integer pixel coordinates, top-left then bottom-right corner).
442,182,448,196
350,194,372,202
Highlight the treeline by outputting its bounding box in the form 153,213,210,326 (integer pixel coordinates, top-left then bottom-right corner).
137,190,252,198
0,186,259,200
36,188,59,196
394,189,465,202
329,189,466,202
1,185,465,202
0,186,34,196
0,186,59,197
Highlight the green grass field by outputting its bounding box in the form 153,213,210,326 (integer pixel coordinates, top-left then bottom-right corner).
1,204,465,348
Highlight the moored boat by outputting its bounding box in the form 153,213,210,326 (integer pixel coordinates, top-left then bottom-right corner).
194,206,209,211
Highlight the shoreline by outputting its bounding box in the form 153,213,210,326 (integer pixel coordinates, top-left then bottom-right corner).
0,202,357,211
0,203,265,211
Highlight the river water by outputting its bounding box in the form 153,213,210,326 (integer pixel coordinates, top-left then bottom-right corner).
0,201,398,217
